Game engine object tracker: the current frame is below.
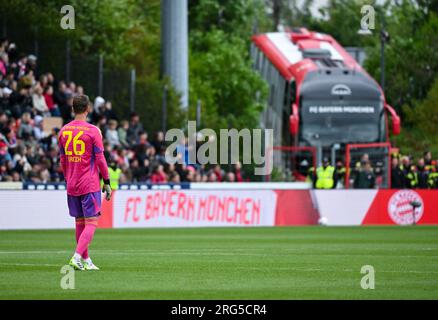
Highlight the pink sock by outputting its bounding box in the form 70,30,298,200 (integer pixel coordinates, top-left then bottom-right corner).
75,222,88,259
75,224,97,258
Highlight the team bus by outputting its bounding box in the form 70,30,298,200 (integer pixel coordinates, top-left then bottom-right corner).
251,28,401,187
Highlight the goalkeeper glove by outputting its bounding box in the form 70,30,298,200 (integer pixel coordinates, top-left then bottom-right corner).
102,179,112,201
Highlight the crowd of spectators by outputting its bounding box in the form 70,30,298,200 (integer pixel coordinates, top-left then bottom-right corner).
307,151,438,189
390,151,438,189
0,38,246,186
346,151,438,189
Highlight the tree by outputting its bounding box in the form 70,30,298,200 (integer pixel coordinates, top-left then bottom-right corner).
189,30,268,131
312,0,376,47
189,0,270,39
395,77,438,156
364,4,438,111
188,0,270,131
264,0,316,31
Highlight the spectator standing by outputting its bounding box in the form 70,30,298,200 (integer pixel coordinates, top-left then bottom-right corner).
55,82,73,123
17,112,33,139
152,131,165,152
102,101,118,121
424,151,433,171
0,111,8,132
26,55,37,74
43,85,60,116
9,76,33,117
105,119,120,148
212,164,224,182
416,158,429,189
53,81,67,107
0,52,8,77
33,115,44,140
118,120,129,148
354,161,376,189
65,81,76,96
76,85,84,95
233,161,244,182
391,157,406,188
32,83,50,116
93,96,105,113
127,112,144,146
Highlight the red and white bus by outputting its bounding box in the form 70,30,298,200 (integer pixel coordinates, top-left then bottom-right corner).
251,28,401,187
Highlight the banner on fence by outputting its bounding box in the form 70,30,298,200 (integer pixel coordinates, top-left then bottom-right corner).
1,187,438,230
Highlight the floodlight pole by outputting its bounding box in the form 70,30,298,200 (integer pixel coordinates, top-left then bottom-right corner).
161,0,189,110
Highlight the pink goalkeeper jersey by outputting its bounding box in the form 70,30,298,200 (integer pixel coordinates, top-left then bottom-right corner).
58,120,109,196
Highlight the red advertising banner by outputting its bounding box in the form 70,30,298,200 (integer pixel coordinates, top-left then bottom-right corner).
111,189,278,228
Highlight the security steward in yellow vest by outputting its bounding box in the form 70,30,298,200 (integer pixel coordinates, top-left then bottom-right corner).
406,165,418,188
313,157,337,189
427,161,438,189
108,162,122,190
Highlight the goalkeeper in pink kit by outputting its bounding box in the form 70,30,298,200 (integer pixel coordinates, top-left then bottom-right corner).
58,95,112,271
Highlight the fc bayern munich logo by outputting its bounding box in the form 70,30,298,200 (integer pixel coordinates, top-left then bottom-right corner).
388,190,424,225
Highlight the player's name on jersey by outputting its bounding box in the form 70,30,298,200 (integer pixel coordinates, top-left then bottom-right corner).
67,156,82,162
63,125,91,131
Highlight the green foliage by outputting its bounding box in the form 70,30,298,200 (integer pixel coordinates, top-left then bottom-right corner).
364,4,438,111
189,0,270,39
0,0,161,68
132,77,186,133
188,0,269,132
395,78,438,156
312,0,377,47
189,30,268,131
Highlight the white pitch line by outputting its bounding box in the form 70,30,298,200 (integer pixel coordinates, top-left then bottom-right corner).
1,249,438,259
0,251,70,254
234,266,438,274
1,262,436,275
0,262,59,267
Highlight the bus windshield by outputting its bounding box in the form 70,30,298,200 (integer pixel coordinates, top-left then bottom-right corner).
300,99,384,147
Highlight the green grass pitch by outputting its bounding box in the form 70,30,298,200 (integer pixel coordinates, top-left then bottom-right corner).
0,226,438,299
